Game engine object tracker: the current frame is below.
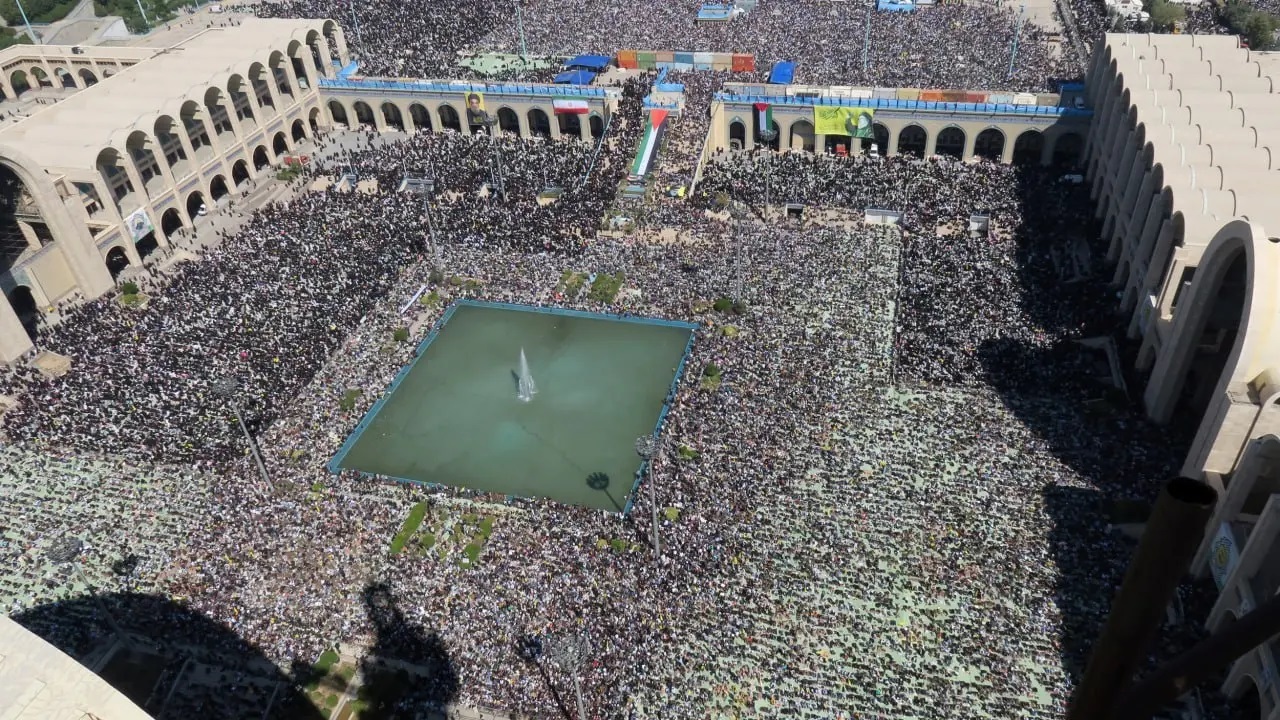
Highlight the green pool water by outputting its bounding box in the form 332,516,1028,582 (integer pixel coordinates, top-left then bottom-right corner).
334,302,696,510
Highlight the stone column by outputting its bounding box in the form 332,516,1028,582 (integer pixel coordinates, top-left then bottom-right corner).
0,293,33,362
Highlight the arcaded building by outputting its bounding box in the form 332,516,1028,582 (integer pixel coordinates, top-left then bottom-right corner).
1087,32,1280,717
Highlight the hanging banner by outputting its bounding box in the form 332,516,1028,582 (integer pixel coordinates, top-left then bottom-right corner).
753,102,773,140
1208,521,1240,590
125,208,154,242
813,106,875,137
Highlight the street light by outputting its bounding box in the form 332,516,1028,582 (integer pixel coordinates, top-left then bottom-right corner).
482,115,507,199
758,128,778,217
46,536,127,642
13,0,38,44
399,172,440,266
212,377,272,490
635,434,660,559
548,632,590,720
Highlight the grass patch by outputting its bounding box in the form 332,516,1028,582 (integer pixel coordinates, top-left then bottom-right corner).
389,502,428,555
664,506,682,522
609,538,627,552
420,290,441,307
556,269,589,298
392,326,410,343
587,271,625,304
277,166,303,182
338,388,362,413
720,324,740,337
677,444,700,461
459,543,482,567
699,374,722,391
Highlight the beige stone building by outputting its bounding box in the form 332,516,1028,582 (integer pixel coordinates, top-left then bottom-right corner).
1087,33,1280,718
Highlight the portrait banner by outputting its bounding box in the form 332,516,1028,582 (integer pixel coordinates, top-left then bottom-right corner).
813,106,875,138
465,92,487,126
125,207,154,242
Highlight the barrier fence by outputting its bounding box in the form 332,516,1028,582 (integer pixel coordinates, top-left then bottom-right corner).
616,49,755,72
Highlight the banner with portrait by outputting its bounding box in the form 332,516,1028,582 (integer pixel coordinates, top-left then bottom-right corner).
465,91,487,127
125,207,154,242
813,106,875,138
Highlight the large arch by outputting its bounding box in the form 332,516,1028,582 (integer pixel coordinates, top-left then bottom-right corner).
865,122,889,153
328,100,349,127
209,174,229,202
381,102,404,131
204,87,234,138
589,114,604,139
6,285,38,341
160,207,183,236
78,68,98,86
352,101,375,128
253,145,271,171
789,119,815,153
9,70,28,98
974,128,1005,162
272,131,290,156
268,50,294,99
95,147,132,210
153,114,189,178
729,120,746,150
55,67,76,89
105,246,130,279
247,61,274,110
186,190,206,219
124,129,162,197
759,121,780,151
497,106,520,136
935,126,965,159
439,104,461,132
527,108,550,138
291,118,307,142
409,103,431,133
557,111,582,139
231,159,251,188
308,106,322,135
1012,130,1044,166
226,74,255,126
897,125,927,158
1053,132,1085,168
29,67,49,88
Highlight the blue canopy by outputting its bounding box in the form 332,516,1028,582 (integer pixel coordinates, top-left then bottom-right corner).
768,61,795,84
564,54,610,71
554,70,597,85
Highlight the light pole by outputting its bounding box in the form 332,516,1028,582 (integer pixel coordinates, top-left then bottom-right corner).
862,5,872,74
548,632,589,720
514,0,527,62
134,0,151,28
483,115,507,199
1007,3,1027,80
13,0,38,44
400,172,440,266
757,128,777,217
348,0,364,60
47,536,127,643
635,434,660,559
212,377,272,490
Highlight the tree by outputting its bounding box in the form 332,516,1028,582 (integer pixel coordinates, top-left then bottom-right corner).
1243,11,1278,50
1146,0,1186,31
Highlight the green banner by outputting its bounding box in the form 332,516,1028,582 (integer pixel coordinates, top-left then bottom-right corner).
813,107,875,138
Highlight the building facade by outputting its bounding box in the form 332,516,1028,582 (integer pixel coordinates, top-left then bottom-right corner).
1086,33,1280,719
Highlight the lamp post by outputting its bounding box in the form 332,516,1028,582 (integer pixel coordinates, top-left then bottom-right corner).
47,537,126,642
212,377,272,491
1007,3,1027,80
514,0,527,62
13,0,37,44
400,173,440,266
483,115,507,199
862,4,872,74
548,632,590,720
134,0,150,28
757,128,777,217
348,0,364,60
635,434,660,559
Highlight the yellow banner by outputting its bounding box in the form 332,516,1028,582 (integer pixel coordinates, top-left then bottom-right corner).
813,107,875,138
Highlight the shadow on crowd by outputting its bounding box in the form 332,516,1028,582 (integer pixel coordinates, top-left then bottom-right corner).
10,581,459,720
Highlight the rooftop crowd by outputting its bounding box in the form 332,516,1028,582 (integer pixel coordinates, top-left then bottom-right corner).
256,0,1068,91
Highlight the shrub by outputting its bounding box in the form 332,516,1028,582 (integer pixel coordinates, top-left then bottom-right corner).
731,299,749,315
392,327,410,343
463,543,482,565
120,280,139,295
702,362,721,379
677,444,700,461
338,388,361,412
428,268,445,284
712,297,732,312
389,502,428,555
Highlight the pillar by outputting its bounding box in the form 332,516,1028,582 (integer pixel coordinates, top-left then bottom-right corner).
0,294,33,362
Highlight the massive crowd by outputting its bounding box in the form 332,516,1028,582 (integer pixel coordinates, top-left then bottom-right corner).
255,0,1067,91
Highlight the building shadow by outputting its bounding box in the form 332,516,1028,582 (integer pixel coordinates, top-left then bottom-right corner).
9,583,461,720
356,582,460,719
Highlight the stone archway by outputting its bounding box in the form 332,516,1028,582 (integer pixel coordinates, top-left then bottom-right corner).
291,118,307,142
789,120,815,153
9,70,29,98
864,122,889,153
253,145,271,170
78,68,98,86
232,159,251,188
186,190,206,219
935,126,965,159
6,285,37,341
161,207,183,236
209,175,229,201
498,106,520,136
729,120,746,150
897,125,927,158
1013,130,1044,165
328,100,349,127
409,103,431,133
273,131,290,156
309,106,322,135
105,246,130,278
527,108,550,138
439,104,461,132
589,114,604,139
974,128,1005,161
381,102,404,131
55,67,76,89
557,111,582,139
352,101,375,128
1053,132,1084,168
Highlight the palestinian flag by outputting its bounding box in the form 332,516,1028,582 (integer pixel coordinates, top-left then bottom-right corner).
553,99,589,115
754,102,773,140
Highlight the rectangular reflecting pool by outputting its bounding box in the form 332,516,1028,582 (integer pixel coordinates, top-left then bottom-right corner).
329,301,697,511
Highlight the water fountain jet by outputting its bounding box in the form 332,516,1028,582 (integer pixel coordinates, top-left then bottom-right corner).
517,347,537,402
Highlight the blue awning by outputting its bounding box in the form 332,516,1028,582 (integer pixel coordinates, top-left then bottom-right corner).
564,54,610,71
768,61,795,84
554,70,597,85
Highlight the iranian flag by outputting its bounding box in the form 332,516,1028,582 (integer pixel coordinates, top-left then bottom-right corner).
553,99,589,115
754,102,773,137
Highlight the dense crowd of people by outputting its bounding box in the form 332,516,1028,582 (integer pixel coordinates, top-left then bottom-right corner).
255,0,1067,91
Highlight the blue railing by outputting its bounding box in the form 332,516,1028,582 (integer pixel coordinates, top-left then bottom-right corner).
319,76,612,98
716,92,1093,117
